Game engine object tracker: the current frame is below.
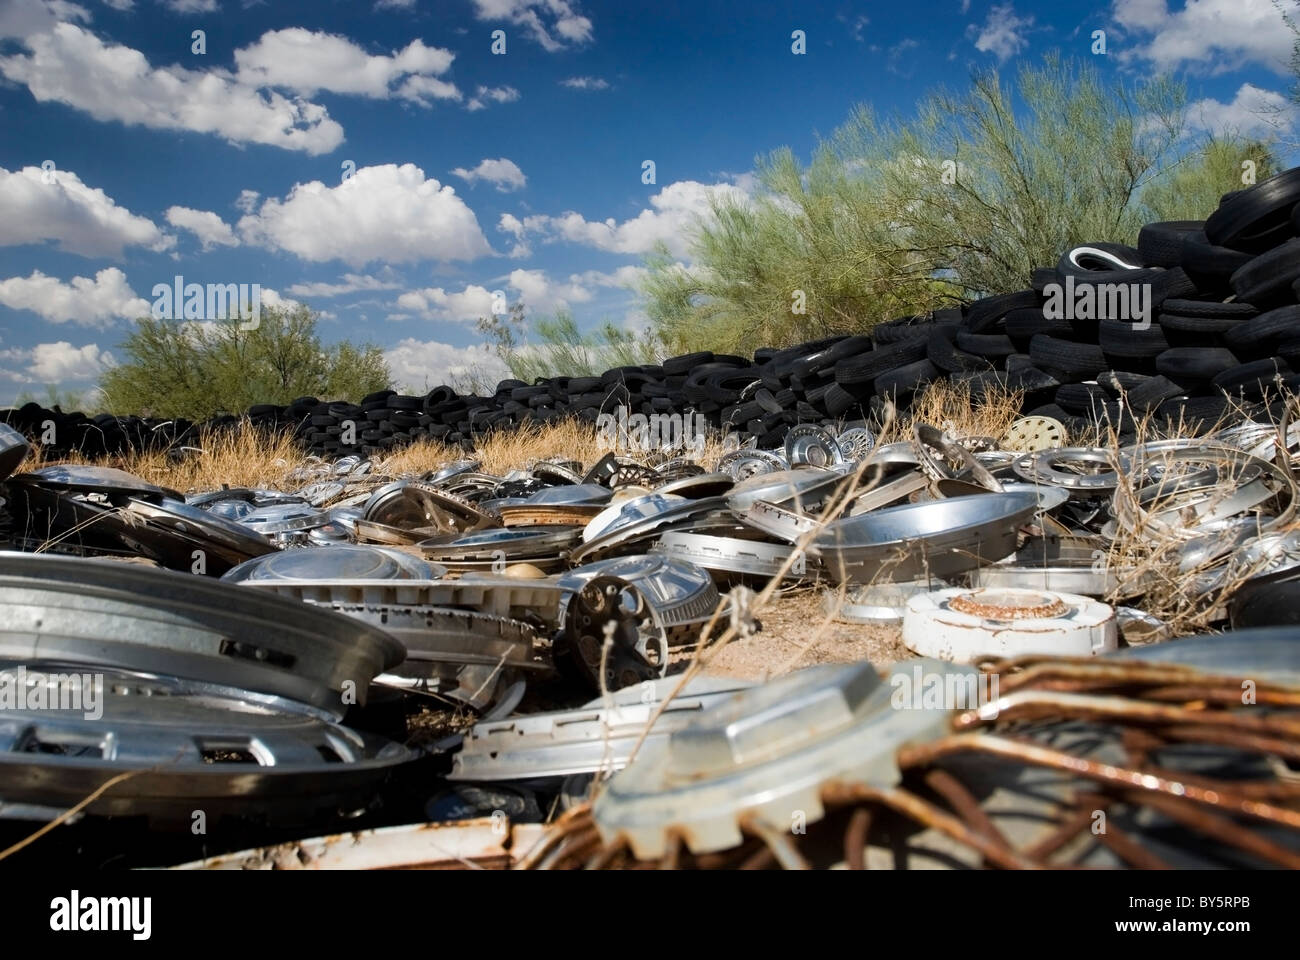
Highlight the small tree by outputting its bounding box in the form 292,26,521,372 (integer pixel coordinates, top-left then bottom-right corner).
99,304,390,420
1141,135,1281,221
477,302,662,381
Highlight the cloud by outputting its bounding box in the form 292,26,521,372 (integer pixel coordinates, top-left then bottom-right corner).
970,3,1033,61
395,284,498,323
384,337,508,393
234,189,260,214
237,163,492,266
518,179,751,259
258,287,303,313
467,84,519,111
287,272,403,298
0,0,90,40
572,265,648,289
165,206,239,250
507,268,593,312
497,213,531,257
398,75,463,106
470,0,592,51
101,0,134,10
0,23,344,154
0,340,115,385
0,268,149,327
375,0,417,8
1187,83,1299,139
233,28,458,102
1112,0,1296,73
451,157,526,191
560,75,609,89
160,0,217,12
0,165,172,257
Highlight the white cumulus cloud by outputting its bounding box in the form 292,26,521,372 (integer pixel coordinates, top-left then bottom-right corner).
0,23,344,154
0,165,172,257
395,284,498,324
287,272,403,298
970,3,1033,61
237,163,492,266
0,268,148,327
451,157,527,191
560,75,608,89
518,179,751,259
1187,83,1300,139
384,337,508,394
1112,0,1297,73
467,84,520,111
233,28,457,102
470,0,592,51
165,206,239,250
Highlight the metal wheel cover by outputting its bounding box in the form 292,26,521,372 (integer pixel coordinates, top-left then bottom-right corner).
0,423,30,482
1003,416,1068,453
0,552,404,716
450,676,752,782
717,449,786,480
785,424,844,468
0,665,410,819
592,661,966,858
222,543,437,581
836,426,876,462
17,464,178,501
1011,447,1130,491
126,498,277,560
812,491,1041,584
651,531,813,580
725,467,842,512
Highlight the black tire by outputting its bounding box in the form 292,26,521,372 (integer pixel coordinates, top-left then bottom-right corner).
873,316,953,345
1098,318,1169,359
1054,382,1110,416
1098,370,1153,396
1156,395,1235,433
874,358,939,397
965,289,1040,333
1179,231,1254,282
1213,357,1292,399
1230,239,1300,306
834,339,929,385
1156,347,1240,386
927,332,995,373
1278,336,1300,369
754,388,783,414
955,331,1016,358
1139,221,1203,267
823,382,864,417
1004,307,1072,342
1127,375,1186,414
1223,305,1300,352
1029,335,1107,382
1160,298,1258,320
1158,312,1245,349
791,335,872,377
1205,167,1300,252
1004,364,1059,396
1031,267,1057,293
662,352,714,375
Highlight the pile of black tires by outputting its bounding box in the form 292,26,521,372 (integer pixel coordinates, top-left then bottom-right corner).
8,167,1300,459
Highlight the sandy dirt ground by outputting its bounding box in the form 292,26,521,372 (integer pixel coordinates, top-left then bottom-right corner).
685,588,909,683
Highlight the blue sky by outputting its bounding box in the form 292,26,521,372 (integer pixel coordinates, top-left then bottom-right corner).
1,0,1298,403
